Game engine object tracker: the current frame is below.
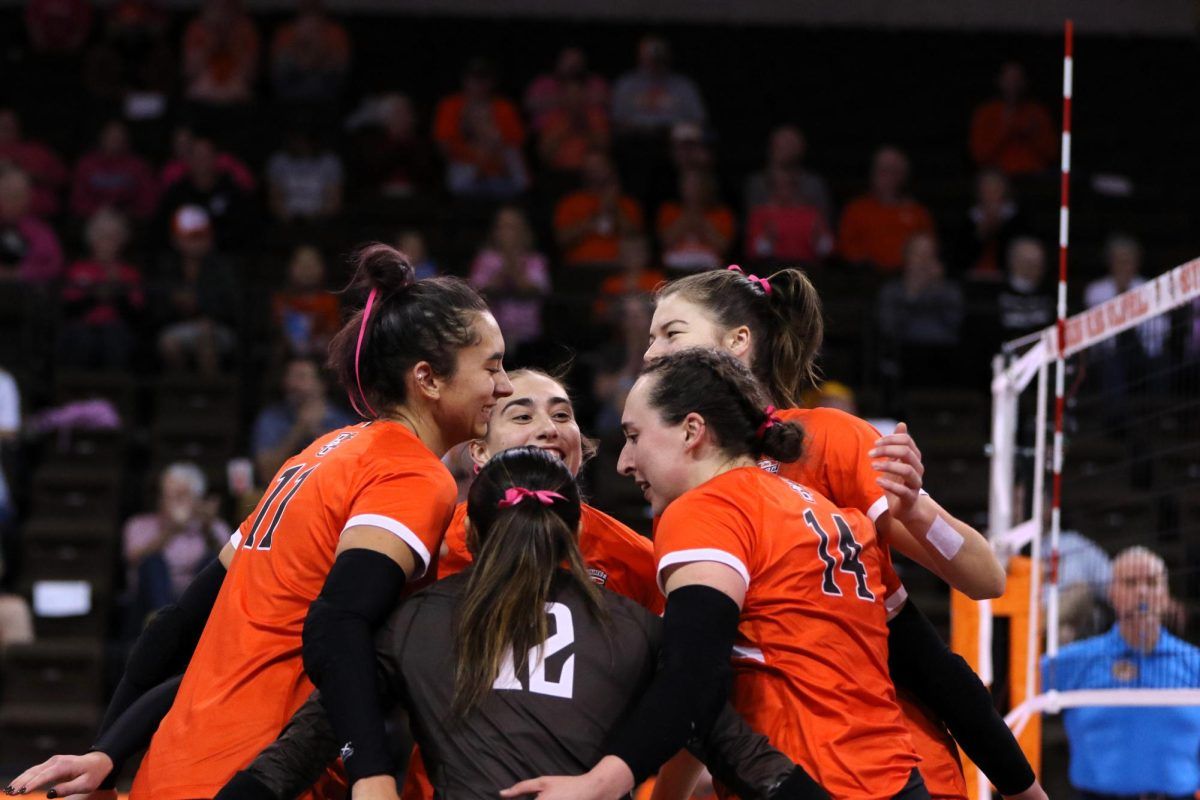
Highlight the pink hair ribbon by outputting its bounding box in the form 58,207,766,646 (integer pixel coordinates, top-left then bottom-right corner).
349,288,379,419
727,264,772,295
757,405,782,439
497,487,566,509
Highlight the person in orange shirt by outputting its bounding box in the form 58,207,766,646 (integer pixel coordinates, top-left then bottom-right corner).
554,148,644,268
8,244,515,800
837,147,934,273
656,168,735,274
640,267,1049,800
969,62,1057,176
272,244,341,358
506,347,924,799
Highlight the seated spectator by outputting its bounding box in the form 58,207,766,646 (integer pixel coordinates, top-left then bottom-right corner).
181,0,259,105
656,168,734,273
159,136,255,247
468,206,551,350
611,36,706,134
996,236,1054,341
58,209,144,369
160,125,256,192
252,355,354,481
0,168,63,285
25,0,92,54
83,0,174,107
269,0,350,105
0,108,68,219
123,462,230,622
0,367,21,586
877,232,965,388
266,129,343,223
592,294,653,436
837,146,934,273
970,61,1056,176
524,46,609,133
744,125,832,224
345,92,437,198
433,58,528,199
593,234,664,320
394,229,438,279
272,244,339,358
669,121,714,174
553,149,643,269
745,165,831,266
536,77,610,175
953,168,1027,281
153,205,238,373
70,119,158,220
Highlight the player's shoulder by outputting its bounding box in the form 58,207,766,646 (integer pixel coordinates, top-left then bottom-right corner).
783,406,881,439
581,504,652,556
595,583,660,640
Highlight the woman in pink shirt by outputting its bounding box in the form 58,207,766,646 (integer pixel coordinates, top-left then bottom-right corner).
469,206,550,349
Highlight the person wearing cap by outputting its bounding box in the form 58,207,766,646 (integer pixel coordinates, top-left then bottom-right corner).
158,135,256,248
1043,547,1200,800
152,205,238,373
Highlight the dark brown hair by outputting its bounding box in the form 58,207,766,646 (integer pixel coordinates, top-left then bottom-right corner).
641,348,804,463
499,366,599,464
656,267,824,408
328,243,489,417
454,446,603,715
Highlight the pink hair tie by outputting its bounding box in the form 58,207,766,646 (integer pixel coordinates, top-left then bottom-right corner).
497,487,566,509
727,264,772,296
756,405,782,439
349,287,379,419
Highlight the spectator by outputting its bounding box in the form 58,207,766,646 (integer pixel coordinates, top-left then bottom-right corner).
1046,524,1113,645
70,119,158,220
970,61,1057,176
953,169,1027,281
345,92,437,198
553,149,643,268
656,168,734,273
524,46,609,133
153,205,238,373
0,367,21,585
433,58,528,199
744,165,832,266
744,125,832,224
269,0,350,105
251,355,354,481
0,168,64,285
996,236,1054,340
272,244,339,358
877,232,965,388
468,206,551,350
83,0,174,107
1044,547,1200,798
58,209,144,369
160,125,256,193
266,129,344,223
25,0,92,54
592,294,653,435
837,146,934,273
181,0,260,106
123,462,230,621
159,136,255,247
536,77,610,175
611,36,706,134
0,109,69,219
394,229,438,279
593,234,665,320
668,121,714,175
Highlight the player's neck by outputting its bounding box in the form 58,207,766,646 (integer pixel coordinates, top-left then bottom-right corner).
381,406,447,456
691,452,758,489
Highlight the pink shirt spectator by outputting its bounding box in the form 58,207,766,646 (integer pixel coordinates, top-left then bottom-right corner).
0,141,68,218
160,152,256,192
745,203,831,264
4,216,64,283
61,259,145,324
71,151,158,219
468,249,551,346
122,513,230,598
525,73,609,132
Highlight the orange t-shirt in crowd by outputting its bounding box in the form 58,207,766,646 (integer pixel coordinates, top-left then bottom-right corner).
131,421,458,800
272,291,341,344
432,94,526,172
655,466,919,799
539,107,610,172
655,203,736,269
553,191,643,266
969,99,1057,176
763,406,969,799
593,268,667,318
836,195,934,273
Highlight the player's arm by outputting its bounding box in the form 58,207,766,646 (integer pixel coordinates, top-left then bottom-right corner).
887,598,1039,797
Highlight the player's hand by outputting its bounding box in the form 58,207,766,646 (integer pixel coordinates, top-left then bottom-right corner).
870,422,925,524
501,756,634,800
4,752,114,797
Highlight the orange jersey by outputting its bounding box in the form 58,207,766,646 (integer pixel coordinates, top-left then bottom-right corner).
764,406,966,798
439,501,663,614
655,466,918,799
132,421,458,800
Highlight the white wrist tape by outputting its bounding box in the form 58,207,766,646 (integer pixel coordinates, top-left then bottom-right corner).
925,516,964,560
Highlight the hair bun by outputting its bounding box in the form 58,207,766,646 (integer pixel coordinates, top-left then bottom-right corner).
356,242,416,295
760,420,804,464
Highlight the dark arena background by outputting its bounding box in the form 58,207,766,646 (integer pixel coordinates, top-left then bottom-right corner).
1,0,1199,796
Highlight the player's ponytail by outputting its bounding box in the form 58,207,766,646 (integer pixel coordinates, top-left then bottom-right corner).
642,348,804,464
328,243,489,418
453,447,603,715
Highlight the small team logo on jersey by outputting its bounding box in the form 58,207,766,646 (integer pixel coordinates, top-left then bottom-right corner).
1112,658,1138,683
758,458,779,473
588,567,609,587
318,431,357,457
781,479,815,502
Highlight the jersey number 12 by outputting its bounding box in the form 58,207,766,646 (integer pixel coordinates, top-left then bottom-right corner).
493,603,575,699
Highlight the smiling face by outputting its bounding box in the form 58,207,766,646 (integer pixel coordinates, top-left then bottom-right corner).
433,311,512,445
644,292,747,366
471,371,584,476
616,374,696,515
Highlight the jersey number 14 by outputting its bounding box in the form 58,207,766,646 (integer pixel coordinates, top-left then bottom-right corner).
803,508,876,601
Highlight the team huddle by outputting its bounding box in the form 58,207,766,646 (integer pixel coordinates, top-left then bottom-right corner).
8,245,1049,800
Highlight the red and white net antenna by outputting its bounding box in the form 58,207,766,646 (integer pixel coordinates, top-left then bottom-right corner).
1048,19,1074,659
